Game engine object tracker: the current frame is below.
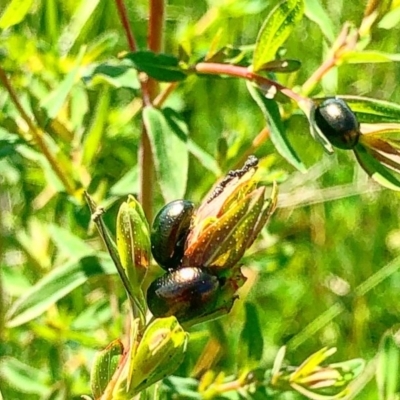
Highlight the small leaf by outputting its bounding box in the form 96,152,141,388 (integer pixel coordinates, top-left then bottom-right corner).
112,317,188,397
124,51,187,82
83,62,140,89
90,340,124,399
143,107,189,202
354,143,400,191
0,0,34,29
376,328,400,400
253,0,304,71
341,50,400,64
338,95,400,123
40,47,86,120
378,7,400,30
247,82,306,171
256,59,301,73
5,255,115,327
304,0,336,42
239,303,264,365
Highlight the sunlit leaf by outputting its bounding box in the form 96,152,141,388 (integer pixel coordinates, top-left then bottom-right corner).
378,6,400,30
339,96,400,123
354,143,400,191
0,0,34,29
143,107,189,202
342,50,400,64
124,51,187,82
253,0,304,71
376,328,400,400
5,255,115,327
247,82,306,171
304,0,335,42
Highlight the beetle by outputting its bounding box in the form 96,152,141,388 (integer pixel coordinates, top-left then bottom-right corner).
314,97,360,150
150,200,195,270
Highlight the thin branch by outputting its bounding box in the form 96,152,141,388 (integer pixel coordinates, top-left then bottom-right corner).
0,68,76,196
114,0,137,51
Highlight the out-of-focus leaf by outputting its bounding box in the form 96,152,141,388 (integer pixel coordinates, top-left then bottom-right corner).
162,376,201,399
0,357,49,395
304,0,335,42
2,266,31,297
143,107,189,202
124,51,187,82
247,82,306,172
239,303,264,365
378,6,400,29
40,48,86,121
58,0,101,54
82,88,110,166
376,328,400,400
5,255,115,327
339,96,400,123
71,300,112,330
109,166,139,197
0,0,34,29
90,340,123,399
253,0,304,71
255,59,301,73
85,32,119,63
83,62,140,89
342,50,400,63
354,143,400,191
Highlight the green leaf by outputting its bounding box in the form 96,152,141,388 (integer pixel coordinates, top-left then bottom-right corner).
40,47,86,120
255,59,301,73
82,88,110,166
143,107,189,202
342,50,400,64
5,255,115,327
0,0,34,29
239,303,264,365
124,51,187,82
339,95,400,123
304,0,335,42
376,328,400,400
354,144,400,191
83,62,140,89
90,340,124,399
253,0,304,71
378,6,400,30
247,82,306,172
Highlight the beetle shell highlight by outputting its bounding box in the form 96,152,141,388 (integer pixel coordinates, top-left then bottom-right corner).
146,267,220,322
151,200,195,270
314,98,360,150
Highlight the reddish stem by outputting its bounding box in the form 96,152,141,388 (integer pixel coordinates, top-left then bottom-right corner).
114,0,137,51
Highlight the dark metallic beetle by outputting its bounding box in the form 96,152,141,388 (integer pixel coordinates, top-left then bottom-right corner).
146,267,220,322
314,98,360,150
151,200,195,270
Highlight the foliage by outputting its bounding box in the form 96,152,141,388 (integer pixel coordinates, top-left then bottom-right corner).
1,0,400,399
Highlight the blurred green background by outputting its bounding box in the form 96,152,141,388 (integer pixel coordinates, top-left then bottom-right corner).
1,0,400,399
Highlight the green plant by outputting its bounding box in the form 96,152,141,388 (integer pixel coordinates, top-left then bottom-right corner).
1,0,400,399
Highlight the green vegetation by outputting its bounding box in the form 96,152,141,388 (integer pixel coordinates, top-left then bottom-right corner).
1,0,400,399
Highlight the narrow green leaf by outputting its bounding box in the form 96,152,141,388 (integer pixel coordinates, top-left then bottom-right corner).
378,6,400,30
304,0,335,42
82,88,110,166
256,59,301,73
354,144,400,191
0,0,34,29
239,303,264,365
342,50,400,64
253,0,304,71
143,107,189,202
91,340,124,399
247,82,306,172
376,328,400,400
124,51,187,82
58,0,101,54
339,95,400,123
5,255,115,327
40,47,86,120
0,357,49,395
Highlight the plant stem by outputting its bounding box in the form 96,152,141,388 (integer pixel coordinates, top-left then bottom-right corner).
194,62,307,104
114,0,137,51
0,67,76,196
